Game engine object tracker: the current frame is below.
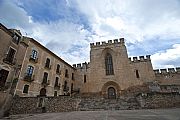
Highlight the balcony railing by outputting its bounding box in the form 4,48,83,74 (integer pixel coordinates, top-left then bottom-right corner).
71,88,80,93
44,64,51,70
0,82,11,91
3,55,16,65
65,74,69,78
24,74,35,82
56,70,61,75
42,79,50,86
63,86,69,92
29,56,38,63
54,83,60,89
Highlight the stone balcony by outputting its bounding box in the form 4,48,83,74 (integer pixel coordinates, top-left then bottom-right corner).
29,56,38,63
24,74,35,82
3,56,16,65
41,79,50,86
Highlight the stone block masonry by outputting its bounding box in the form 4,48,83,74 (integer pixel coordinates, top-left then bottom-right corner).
9,93,180,115
136,92,180,109
45,97,81,112
10,96,81,115
10,97,39,115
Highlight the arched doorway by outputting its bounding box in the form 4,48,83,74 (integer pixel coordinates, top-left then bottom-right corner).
40,88,46,96
108,87,116,99
101,81,120,98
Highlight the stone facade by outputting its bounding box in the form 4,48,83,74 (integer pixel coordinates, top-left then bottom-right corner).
74,39,180,98
74,39,155,98
15,37,76,97
0,23,28,118
154,68,180,92
0,23,27,92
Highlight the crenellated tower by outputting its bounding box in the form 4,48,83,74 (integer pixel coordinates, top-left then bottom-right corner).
72,38,157,98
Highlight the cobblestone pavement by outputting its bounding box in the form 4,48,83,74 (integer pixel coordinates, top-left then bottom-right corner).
1,108,180,120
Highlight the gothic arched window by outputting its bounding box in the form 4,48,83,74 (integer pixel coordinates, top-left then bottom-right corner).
105,53,114,75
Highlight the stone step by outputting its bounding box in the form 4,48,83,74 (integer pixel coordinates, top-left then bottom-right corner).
78,97,140,111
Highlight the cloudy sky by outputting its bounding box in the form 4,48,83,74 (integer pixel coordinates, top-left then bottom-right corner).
0,0,180,69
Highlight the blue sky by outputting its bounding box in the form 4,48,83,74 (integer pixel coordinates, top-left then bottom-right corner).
0,0,180,69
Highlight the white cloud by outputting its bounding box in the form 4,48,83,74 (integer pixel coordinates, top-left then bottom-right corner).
151,44,180,69
75,0,180,68
75,0,180,43
29,21,91,63
0,0,180,68
0,0,92,64
0,0,32,29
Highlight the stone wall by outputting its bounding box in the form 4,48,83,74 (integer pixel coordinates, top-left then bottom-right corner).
0,92,13,118
9,93,180,115
45,97,80,112
10,97,39,115
136,92,180,109
10,96,140,115
78,97,140,111
10,96,81,115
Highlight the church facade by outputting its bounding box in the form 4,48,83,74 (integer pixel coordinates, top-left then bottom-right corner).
74,38,156,98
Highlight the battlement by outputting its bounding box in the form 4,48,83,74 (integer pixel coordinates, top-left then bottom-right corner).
73,62,90,69
90,38,125,48
129,55,151,62
154,67,180,74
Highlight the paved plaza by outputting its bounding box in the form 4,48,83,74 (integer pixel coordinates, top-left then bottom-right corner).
2,108,180,120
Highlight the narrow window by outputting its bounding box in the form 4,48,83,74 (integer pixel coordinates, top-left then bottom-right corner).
45,58,50,68
84,75,86,83
71,83,73,93
72,73,74,80
0,69,9,87
43,72,48,83
105,53,114,75
56,64,60,73
31,50,38,59
136,70,140,78
54,77,59,87
26,65,34,76
5,47,16,63
54,91,57,96
63,81,67,91
13,34,21,44
23,85,29,93
65,69,68,77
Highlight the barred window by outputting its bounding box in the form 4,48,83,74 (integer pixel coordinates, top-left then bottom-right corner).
27,65,34,76
31,50,38,59
105,53,114,75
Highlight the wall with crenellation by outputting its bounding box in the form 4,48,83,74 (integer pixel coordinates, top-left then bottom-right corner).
129,55,155,83
153,67,180,85
76,38,155,98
